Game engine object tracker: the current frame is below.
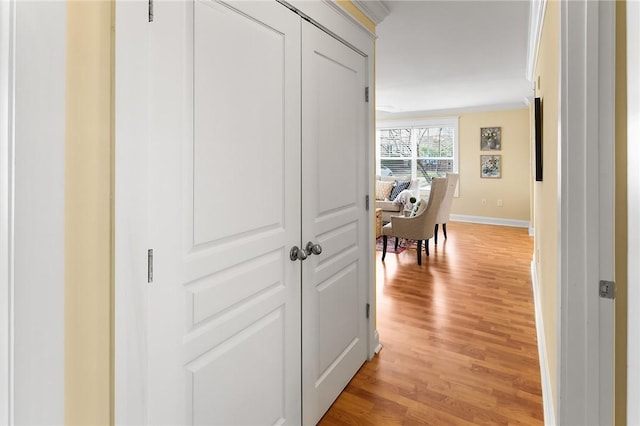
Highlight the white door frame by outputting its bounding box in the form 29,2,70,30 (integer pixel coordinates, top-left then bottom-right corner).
0,0,14,423
558,0,615,424
626,1,640,423
1,1,66,423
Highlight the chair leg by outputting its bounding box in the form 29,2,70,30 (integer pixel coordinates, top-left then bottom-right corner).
382,235,387,261
434,224,439,245
443,223,448,240
417,240,422,265
394,237,399,251
425,239,429,256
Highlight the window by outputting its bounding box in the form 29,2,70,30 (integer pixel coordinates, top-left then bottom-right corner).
376,118,458,193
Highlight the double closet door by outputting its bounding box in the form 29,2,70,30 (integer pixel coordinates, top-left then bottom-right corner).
116,1,370,424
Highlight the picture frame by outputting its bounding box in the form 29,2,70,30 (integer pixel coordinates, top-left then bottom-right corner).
534,97,543,181
480,155,501,178
480,127,502,150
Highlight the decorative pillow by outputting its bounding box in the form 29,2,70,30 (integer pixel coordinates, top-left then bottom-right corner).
390,180,411,201
375,180,395,200
409,200,422,217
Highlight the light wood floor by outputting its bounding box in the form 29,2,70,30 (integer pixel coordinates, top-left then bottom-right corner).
319,222,544,425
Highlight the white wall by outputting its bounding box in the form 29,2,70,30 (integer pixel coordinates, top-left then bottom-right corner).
12,1,66,423
0,0,14,423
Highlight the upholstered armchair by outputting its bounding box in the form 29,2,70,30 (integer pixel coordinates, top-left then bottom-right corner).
381,177,447,265
434,173,459,244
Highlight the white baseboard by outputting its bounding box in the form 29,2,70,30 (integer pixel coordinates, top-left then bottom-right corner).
369,329,382,360
529,226,535,237
373,330,382,355
531,260,556,426
450,214,530,229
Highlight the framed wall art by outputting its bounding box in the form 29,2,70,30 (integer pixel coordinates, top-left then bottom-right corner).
534,97,543,181
480,127,501,150
480,155,501,178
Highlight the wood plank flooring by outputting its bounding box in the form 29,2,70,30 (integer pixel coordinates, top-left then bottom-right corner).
319,222,543,425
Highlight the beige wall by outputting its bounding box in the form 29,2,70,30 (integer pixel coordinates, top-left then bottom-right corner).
615,1,627,424
453,109,530,221
336,0,375,33
533,0,559,412
65,1,113,424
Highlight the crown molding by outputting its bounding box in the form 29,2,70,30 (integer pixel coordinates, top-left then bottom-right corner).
526,0,547,82
376,101,529,121
351,0,390,25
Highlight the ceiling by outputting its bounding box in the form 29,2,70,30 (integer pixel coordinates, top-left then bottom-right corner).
374,0,533,118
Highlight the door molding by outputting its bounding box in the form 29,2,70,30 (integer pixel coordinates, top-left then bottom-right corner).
558,0,615,424
0,0,15,423
626,1,640,423
2,2,66,423
114,2,150,423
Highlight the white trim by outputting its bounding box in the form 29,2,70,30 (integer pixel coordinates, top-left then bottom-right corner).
627,1,640,423
376,101,528,120
526,0,547,82
0,0,14,423
450,214,529,229
558,0,615,424
14,1,67,421
351,0,389,25
114,2,150,423
528,226,534,237
372,330,382,355
10,2,66,423
531,261,556,426
376,116,459,130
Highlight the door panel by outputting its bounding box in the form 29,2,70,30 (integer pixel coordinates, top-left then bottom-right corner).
189,308,286,425
301,23,368,425
194,0,288,245
146,1,301,424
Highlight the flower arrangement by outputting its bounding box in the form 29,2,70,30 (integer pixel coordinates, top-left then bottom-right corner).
482,128,498,142
480,154,502,178
481,127,502,150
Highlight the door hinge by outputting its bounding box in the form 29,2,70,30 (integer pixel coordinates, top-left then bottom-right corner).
366,303,370,319
365,87,369,103
365,194,370,211
148,0,154,22
148,249,154,283
599,280,615,299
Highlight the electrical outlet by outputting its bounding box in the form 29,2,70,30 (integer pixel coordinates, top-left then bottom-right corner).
497,199,503,207
481,199,487,206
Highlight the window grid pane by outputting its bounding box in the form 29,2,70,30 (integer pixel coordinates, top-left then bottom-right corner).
379,128,412,158
416,159,453,185
377,123,457,186
380,159,412,177
416,127,454,158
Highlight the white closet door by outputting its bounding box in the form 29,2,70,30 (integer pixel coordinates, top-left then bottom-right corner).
301,22,369,425
144,1,302,424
